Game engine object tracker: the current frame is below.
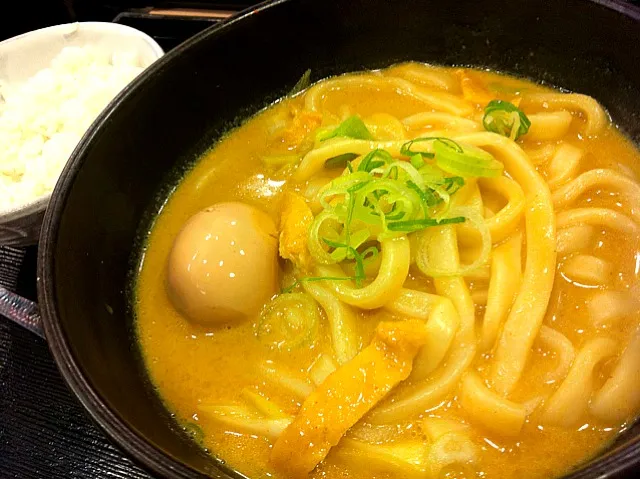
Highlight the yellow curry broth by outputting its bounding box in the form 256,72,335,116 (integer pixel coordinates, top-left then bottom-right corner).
136,67,640,478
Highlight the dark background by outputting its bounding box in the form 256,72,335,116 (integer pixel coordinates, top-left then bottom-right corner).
1,1,640,478
0,2,255,45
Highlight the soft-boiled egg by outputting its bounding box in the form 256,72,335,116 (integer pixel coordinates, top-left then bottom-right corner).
167,202,279,325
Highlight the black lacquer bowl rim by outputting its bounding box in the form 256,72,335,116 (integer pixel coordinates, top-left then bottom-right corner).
36,0,640,478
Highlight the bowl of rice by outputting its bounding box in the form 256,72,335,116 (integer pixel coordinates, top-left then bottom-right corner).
0,22,164,245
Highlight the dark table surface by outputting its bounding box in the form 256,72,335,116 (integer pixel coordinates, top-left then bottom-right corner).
0,246,152,478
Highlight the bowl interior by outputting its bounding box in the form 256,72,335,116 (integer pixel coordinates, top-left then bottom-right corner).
39,0,640,478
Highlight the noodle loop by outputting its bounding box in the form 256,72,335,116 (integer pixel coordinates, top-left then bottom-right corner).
135,63,640,479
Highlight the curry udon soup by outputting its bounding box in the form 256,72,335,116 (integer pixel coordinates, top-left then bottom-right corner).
135,64,640,479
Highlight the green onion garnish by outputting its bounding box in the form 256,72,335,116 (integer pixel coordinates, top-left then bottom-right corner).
307,145,469,285
482,99,531,140
360,245,379,264
400,136,503,178
346,160,354,173
322,238,367,286
288,69,312,97
400,136,460,159
444,176,465,194
387,216,465,232
324,153,359,169
433,139,504,178
318,115,373,142
255,293,320,351
406,179,433,215
410,154,425,170
358,149,393,172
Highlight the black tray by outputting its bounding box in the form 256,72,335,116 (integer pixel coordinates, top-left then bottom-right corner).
0,246,152,478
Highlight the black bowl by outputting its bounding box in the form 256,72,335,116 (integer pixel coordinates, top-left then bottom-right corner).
37,0,640,477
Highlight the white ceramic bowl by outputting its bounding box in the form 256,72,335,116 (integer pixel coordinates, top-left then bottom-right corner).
0,22,164,246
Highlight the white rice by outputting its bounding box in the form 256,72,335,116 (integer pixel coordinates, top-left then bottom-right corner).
0,45,144,214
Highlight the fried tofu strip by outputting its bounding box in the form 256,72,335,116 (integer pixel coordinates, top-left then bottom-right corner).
457,69,494,105
270,319,429,477
277,109,323,148
279,191,314,269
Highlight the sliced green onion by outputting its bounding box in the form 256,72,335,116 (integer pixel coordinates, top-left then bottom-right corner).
288,68,312,97
352,250,366,286
307,146,470,285
444,176,465,194
482,100,531,140
345,228,371,251
400,136,461,159
318,171,371,211
308,210,343,264
420,164,447,183
344,183,357,245
356,179,422,227
418,171,464,208
376,161,425,189
324,153,359,169
410,154,425,170
323,238,366,286
358,149,393,172
387,216,465,232
360,245,379,264
433,139,503,178
406,180,432,215
255,293,320,351
318,115,373,142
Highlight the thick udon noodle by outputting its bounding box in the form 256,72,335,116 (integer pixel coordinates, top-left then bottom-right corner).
135,63,640,479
